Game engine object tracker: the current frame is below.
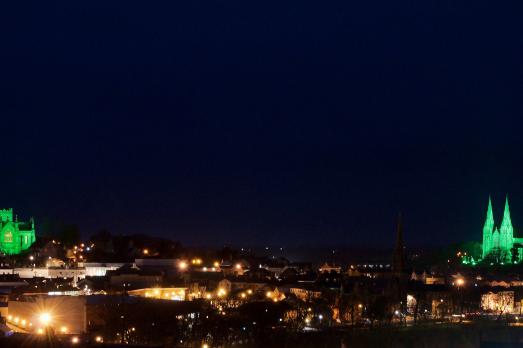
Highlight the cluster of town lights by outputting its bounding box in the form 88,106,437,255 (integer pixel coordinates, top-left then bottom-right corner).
6,311,72,336
70,243,93,262
239,289,253,299
143,288,185,301
201,261,222,272
266,290,284,302
178,259,223,272
159,259,225,272
192,258,203,265
7,314,33,329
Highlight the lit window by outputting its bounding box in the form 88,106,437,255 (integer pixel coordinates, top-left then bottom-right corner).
4,231,12,243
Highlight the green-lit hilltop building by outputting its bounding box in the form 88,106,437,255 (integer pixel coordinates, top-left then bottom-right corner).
0,208,36,255
481,196,523,263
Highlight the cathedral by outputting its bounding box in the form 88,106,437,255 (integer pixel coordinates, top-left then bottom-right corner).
0,208,36,255
482,196,523,263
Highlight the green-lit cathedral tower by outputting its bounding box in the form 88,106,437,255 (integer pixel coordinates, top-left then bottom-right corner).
481,196,517,263
499,197,514,257
0,208,36,255
482,197,495,258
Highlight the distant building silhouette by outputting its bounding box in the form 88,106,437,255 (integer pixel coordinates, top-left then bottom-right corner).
392,213,405,278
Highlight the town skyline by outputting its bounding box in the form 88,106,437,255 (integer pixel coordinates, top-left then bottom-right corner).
3,192,522,249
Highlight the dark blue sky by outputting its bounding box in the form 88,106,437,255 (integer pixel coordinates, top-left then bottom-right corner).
1,1,523,247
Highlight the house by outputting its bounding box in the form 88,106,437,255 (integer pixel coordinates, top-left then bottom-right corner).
318,263,342,274
79,262,126,276
127,287,187,301
220,260,249,277
259,258,290,277
482,291,515,313
289,285,322,302
107,265,163,290
230,280,268,291
266,287,285,301
425,275,445,285
217,278,232,294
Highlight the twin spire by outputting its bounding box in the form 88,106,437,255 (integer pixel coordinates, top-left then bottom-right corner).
482,195,515,261
484,196,494,229
484,195,511,228
501,195,512,227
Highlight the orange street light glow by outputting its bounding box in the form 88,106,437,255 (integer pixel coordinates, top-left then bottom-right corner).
39,312,52,326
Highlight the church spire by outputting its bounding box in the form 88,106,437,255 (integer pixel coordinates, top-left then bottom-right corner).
482,196,495,258
484,196,494,229
392,213,405,277
501,195,512,227
499,195,514,261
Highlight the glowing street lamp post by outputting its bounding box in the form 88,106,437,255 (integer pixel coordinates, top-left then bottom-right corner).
38,312,52,334
456,278,465,321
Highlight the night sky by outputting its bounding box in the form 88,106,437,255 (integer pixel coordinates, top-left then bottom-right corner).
1,1,523,247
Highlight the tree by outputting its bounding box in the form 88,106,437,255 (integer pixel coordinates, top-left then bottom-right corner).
511,245,520,264
367,296,389,327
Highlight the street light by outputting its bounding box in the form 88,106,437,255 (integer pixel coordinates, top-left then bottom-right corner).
39,312,52,326
455,278,465,321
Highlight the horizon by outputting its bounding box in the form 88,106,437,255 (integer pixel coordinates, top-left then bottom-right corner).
7,192,520,249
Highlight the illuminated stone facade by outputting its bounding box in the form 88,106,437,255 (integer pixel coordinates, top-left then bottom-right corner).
128,287,187,301
481,197,523,263
0,208,36,255
481,291,514,313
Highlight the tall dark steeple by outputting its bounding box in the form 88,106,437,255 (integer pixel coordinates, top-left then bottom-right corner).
392,213,405,277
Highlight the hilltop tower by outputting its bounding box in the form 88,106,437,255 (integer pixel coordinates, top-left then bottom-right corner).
0,208,36,255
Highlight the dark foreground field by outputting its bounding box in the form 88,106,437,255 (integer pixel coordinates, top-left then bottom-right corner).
3,324,523,348
233,323,523,348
